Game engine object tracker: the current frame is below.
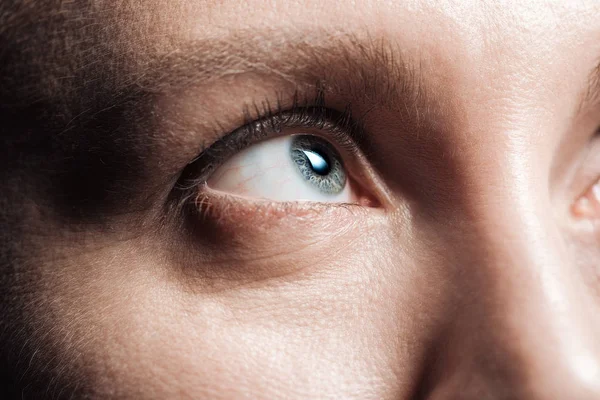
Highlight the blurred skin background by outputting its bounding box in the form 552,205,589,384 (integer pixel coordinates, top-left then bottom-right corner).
1,0,600,399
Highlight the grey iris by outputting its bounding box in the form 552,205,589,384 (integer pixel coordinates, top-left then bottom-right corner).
290,135,346,195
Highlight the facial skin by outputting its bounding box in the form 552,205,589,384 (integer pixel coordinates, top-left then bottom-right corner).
1,0,600,398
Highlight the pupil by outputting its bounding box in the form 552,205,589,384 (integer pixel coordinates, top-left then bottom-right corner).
302,149,330,175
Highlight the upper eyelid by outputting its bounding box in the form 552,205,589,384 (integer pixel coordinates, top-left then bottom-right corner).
199,100,365,166
175,101,369,195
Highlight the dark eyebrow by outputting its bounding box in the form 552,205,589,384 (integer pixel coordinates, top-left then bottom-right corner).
139,30,431,116
1,27,435,221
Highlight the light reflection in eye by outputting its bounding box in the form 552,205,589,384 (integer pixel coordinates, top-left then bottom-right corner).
303,150,330,175
207,134,357,202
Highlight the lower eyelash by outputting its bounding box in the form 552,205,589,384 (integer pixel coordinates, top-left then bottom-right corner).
191,185,366,223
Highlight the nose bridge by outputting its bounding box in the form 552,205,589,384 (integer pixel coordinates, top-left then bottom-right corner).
430,169,600,398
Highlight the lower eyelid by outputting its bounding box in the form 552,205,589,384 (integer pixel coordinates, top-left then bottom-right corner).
177,190,387,289
195,186,366,218
190,187,380,248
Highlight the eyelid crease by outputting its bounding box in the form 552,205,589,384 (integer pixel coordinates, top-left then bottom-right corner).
175,87,370,196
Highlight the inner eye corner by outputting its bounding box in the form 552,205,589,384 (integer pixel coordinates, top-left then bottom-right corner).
571,179,600,221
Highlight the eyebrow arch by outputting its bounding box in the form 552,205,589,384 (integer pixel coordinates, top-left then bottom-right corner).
139,30,430,116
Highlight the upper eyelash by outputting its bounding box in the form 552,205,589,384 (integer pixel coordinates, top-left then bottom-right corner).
175,87,368,194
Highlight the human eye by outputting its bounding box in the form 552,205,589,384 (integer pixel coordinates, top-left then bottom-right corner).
209,133,351,202
179,92,379,208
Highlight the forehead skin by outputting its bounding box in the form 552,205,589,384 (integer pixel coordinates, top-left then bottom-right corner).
2,1,600,399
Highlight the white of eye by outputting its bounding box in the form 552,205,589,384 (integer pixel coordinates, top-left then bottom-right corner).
207,135,355,202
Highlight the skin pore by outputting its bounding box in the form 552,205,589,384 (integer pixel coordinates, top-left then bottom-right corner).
1,0,600,399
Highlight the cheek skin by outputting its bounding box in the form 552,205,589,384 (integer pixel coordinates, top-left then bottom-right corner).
7,0,600,398
177,189,380,286
18,194,450,399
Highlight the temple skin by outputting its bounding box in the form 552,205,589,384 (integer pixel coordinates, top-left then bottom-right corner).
1,0,600,399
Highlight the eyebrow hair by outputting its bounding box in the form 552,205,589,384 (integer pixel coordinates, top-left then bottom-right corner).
139,30,431,117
